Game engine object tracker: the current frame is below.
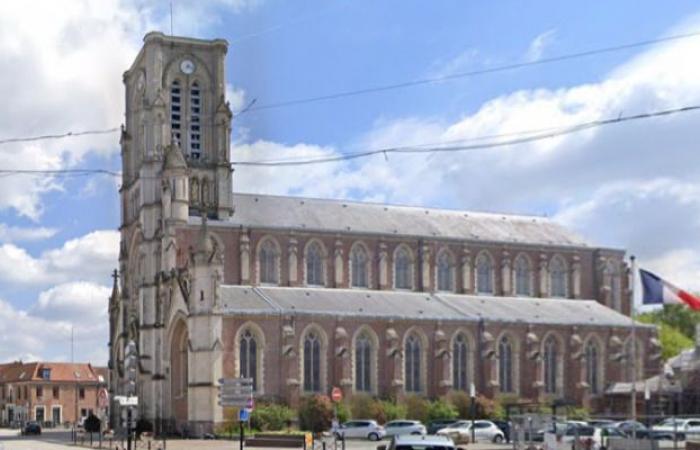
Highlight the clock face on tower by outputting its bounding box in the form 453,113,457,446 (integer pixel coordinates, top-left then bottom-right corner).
180,59,195,74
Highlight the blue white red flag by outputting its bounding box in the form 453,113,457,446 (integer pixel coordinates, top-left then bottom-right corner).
640,268,700,310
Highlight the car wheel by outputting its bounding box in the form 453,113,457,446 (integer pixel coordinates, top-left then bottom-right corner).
369,432,380,441
493,435,504,443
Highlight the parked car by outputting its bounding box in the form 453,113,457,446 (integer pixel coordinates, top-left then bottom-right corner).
652,418,700,436
491,420,511,442
335,420,386,441
436,420,505,443
379,434,457,450
22,421,42,435
384,420,427,437
588,419,615,428
544,425,602,450
610,420,647,437
427,419,459,435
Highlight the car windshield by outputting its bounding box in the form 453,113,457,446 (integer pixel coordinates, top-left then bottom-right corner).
656,419,681,427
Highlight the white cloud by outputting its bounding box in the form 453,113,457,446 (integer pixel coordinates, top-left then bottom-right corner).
233,19,700,293
0,224,57,243
525,29,556,62
32,282,110,323
0,230,119,286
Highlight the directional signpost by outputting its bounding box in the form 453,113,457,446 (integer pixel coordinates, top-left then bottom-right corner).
218,378,254,450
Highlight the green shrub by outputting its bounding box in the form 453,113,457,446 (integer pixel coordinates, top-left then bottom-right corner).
251,404,296,431
299,395,334,433
336,401,351,423
381,400,406,422
350,394,375,419
426,399,458,422
448,391,471,419
404,395,430,422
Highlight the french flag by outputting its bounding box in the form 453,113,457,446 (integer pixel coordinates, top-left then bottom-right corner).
640,269,700,310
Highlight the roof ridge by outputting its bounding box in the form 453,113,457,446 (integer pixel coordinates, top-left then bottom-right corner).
233,192,550,222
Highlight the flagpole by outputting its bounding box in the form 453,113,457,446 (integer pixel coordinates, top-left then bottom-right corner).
630,255,638,430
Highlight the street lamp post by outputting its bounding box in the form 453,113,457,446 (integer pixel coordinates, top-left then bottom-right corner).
470,382,476,444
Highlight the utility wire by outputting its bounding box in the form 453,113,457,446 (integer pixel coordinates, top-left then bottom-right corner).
231,104,700,166
0,128,120,146
1,104,698,176
244,30,700,113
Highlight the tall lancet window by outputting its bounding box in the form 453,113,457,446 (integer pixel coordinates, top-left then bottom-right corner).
543,336,558,394
259,239,279,285
437,251,454,292
355,332,372,392
452,333,469,391
303,331,322,392
585,341,599,394
405,334,422,392
514,255,531,296
476,253,494,294
170,80,182,147
189,82,201,159
498,336,514,393
306,242,324,286
239,329,258,391
395,247,413,290
550,256,567,298
351,245,369,288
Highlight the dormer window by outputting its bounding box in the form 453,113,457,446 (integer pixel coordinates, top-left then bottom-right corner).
40,368,51,380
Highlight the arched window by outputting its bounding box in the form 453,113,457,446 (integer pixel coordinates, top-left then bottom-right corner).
239,329,258,391
498,336,513,393
355,332,372,392
549,256,567,298
514,255,531,296
350,245,369,288
405,334,422,393
437,251,454,292
544,336,558,394
303,331,322,392
476,253,494,294
170,80,182,147
394,247,413,290
189,81,201,159
452,333,469,391
306,242,324,286
585,341,599,394
259,239,279,285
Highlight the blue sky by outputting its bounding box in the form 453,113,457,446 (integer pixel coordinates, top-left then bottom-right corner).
2,0,700,363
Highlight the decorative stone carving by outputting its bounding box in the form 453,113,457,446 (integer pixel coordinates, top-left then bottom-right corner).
572,254,582,299
461,246,472,293
378,242,388,288
239,234,250,283
538,253,548,297
334,240,344,287
501,250,511,296
288,238,298,284
421,244,431,291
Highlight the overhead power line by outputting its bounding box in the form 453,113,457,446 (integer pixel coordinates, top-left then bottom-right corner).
0,128,120,146
0,105,698,177
244,30,700,113
231,104,700,166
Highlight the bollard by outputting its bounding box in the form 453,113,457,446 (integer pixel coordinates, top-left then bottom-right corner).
323,441,327,450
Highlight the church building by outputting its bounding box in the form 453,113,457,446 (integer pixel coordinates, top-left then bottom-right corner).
108,32,661,435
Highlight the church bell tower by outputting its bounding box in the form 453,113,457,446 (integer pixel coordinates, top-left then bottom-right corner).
113,32,232,432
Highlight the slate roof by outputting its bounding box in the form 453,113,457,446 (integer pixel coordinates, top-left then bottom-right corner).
220,285,647,328
213,193,590,248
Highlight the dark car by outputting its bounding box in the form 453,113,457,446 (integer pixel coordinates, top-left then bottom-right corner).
427,419,458,435
22,421,42,435
492,420,511,442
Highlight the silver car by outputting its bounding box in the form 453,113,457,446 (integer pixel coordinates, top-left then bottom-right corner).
335,420,386,441
437,420,505,443
384,420,427,437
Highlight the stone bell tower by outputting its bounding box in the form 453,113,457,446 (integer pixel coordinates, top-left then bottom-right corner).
112,32,233,432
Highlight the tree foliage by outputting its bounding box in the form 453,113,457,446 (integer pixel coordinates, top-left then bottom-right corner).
298,395,334,433
638,304,698,359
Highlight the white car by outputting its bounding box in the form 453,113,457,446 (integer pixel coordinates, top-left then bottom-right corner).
544,425,603,450
436,420,505,444
383,434,456,450
652,418,700,436
384,420,427,437
335,420,386,441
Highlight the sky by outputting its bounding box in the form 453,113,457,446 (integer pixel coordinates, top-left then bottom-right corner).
2,0,700,364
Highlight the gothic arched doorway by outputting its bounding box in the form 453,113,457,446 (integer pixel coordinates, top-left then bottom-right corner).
170,320,188,427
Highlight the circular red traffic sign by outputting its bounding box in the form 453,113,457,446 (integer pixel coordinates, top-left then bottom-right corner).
331,387,342,402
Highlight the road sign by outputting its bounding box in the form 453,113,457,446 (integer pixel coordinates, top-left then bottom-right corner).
219,386,253,395
115,396,138,406
246,397,254,410
98,388,109,408
239,409,250,422
331,386,342,402
219,378,253,386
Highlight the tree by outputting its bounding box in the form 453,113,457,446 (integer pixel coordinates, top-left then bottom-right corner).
638,305,697,359
298,395,334,434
